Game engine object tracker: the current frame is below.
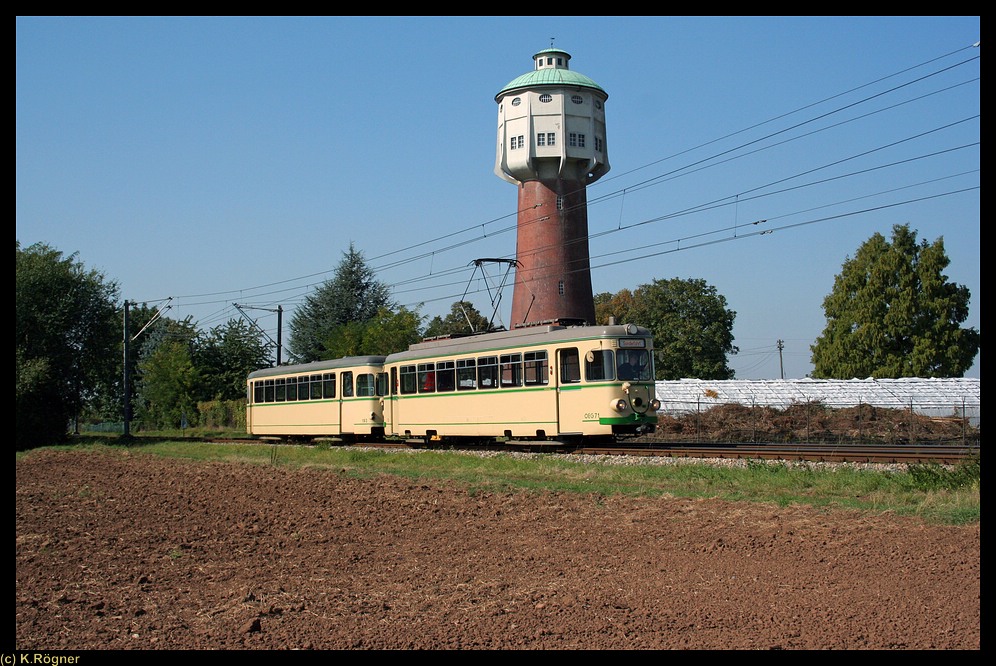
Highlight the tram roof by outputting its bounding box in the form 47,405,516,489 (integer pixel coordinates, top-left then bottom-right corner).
248,355,387,380
386,322,651,363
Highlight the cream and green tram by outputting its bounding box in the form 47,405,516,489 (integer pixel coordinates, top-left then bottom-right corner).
382,321,660,444
247,356,388,440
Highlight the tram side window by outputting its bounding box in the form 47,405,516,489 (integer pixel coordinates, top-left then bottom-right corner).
560,348,581,384
418,363,436,393
436,361,456,392
264,379,275,403
400,365,418,394
457,358,476,390
376,372,389,396
275,378,286,402
524,351,549,385
478,356,498,388
356,373,376,396
310,374,323,400
342,371,354,397
500,353,522,387
253,381,264,404
286,377,298,401
323,373,336,398
585,350,614,382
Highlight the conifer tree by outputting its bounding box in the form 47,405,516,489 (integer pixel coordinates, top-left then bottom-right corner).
288,243,392,362
811,224,979,378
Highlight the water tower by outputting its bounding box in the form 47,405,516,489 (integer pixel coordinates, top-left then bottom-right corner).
494,47,609,326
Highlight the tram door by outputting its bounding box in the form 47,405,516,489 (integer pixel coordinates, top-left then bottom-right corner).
556,347,587,435
386,367,397,436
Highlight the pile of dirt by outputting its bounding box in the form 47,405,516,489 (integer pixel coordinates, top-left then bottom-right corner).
16,448,979,650
653,402,977,445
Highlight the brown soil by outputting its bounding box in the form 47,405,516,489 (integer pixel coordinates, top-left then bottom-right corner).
16,449,979,651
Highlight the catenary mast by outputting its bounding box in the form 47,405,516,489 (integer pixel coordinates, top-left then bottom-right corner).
494,47,609,326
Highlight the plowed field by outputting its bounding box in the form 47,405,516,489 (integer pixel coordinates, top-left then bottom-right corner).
16,449,979,650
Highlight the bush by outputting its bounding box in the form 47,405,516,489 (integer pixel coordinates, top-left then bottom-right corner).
197,399,246,431
907,456,981,491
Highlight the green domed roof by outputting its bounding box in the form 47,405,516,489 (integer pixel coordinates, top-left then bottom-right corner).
495,49,607,101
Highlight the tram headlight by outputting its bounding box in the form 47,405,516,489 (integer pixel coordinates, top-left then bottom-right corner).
650,398,661,411
612,399,628,412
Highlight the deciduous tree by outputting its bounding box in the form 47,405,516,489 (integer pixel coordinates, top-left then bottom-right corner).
136,338,199,430
132,316,199,429
424,301,496,338
360,306,425,355
626,278,738,380
195,319,272,401
320,306,424,359
16,241,120,448
594,289,637,326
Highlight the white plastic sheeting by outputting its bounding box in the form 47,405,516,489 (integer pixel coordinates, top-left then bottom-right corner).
654,377,980,426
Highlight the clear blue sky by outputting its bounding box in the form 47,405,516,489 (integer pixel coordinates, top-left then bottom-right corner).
16,16,980,379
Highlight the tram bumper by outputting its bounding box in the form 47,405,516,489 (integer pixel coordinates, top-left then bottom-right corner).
602,411,659,435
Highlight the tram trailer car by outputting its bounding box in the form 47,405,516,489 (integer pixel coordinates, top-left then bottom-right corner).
246,320,660,445
247,356,388,441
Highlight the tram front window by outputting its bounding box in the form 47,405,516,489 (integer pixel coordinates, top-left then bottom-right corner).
617,350,650,381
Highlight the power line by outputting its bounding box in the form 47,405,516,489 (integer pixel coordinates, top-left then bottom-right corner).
140,45,977,347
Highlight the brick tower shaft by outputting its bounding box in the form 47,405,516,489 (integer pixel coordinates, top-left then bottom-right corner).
510,179,595,326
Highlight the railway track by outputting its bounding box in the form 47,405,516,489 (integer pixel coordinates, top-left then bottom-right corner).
208,437,978,465
577,443,979,465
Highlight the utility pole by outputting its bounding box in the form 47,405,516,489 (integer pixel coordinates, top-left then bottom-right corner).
234,304,283,366
777,339,785,379
123,301,131,437
122,299,171,438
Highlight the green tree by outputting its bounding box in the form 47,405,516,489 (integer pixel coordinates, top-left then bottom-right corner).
195,319,272,401
594,289,637,326
361,306,424,355
321,306,424,359
626,278,738,380
320,320,368,359
424,301,496,338
16,241,120,448
811,224,979,378
289,244,392,362
132,316,199,429
135,339,199,430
